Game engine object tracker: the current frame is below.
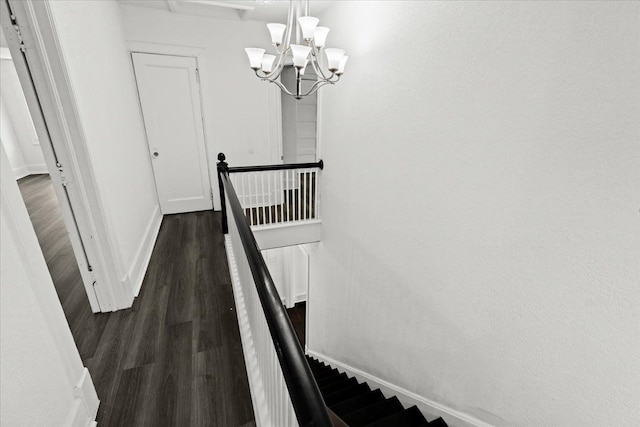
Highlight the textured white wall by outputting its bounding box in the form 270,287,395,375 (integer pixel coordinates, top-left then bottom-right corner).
0,58,45,173
309,2,640,426
121,5,283,209
49,1,160,281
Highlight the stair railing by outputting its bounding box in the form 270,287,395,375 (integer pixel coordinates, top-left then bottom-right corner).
217,153,332,427
218,154,323,231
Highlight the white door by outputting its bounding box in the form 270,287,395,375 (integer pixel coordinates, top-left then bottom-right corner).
132,53,212,214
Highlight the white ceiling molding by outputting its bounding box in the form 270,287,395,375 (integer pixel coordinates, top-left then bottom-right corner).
119,0,334,23
164,0,255,20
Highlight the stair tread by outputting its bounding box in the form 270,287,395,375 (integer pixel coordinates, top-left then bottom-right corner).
365,406,428,427
341,396,405,427
317,372,348,388
324,382,371,407
314,368,341,382
320,377,359,396
330,389,386,417
428,417,448,426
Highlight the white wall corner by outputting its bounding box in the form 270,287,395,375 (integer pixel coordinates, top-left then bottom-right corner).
129,204,162,297
64,368,98,427
307,351,495,427
27,164,48,175
73,368,99,421
12,165,29,180
294,292,307,304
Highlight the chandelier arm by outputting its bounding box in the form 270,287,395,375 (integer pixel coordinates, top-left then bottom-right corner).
268,78,296,97
301,73,341,97
309,55,330,80
300,80,332,98
308,42,333,80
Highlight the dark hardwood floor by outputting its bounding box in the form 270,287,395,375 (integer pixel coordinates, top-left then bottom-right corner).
18,174,110,360
18,175,255,426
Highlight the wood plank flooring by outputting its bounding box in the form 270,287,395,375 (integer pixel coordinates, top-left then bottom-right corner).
18,174,110,360
18,175,255,426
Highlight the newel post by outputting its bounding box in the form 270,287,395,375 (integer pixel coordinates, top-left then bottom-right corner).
217,153,229,234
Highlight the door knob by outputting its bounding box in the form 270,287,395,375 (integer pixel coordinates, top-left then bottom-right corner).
153,151,159,157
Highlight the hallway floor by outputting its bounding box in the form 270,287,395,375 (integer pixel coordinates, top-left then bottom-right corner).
18,174,108,359
87,211,255,426
18,174,254,426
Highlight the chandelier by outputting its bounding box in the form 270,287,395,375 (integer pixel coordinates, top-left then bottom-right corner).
244,0,348,100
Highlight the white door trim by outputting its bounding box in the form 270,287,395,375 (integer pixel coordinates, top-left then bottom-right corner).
1,0,131,311
1,140,99,425
126,41,221,210
131,52,213,214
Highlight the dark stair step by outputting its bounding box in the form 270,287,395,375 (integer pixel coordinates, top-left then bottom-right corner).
317,372,349,388
330,389,386,417
309,361,331,372
428,417,448,426
324,382,371,407
314,368,341,382
366,406,428,427
320,377,359,396
341,396,405,427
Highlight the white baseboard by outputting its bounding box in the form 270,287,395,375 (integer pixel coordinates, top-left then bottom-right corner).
73,368,99,419
64,368,99,427
224,235,269,427
307,351,494,427
28,164,48,174
13,165,29,180
129,205,162,297
294,292,307,304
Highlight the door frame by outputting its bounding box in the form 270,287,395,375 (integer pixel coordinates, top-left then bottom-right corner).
127,41,218,210
1,0,130,312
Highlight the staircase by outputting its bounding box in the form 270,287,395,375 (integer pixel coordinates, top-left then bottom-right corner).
306,356,448,427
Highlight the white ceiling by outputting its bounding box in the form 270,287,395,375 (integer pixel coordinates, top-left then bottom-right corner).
118,0,336,23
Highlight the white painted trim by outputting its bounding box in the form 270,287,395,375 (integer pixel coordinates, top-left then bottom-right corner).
125,41,221,211
64,399,89,427
224,235,270,427
27,163,47,174
129,205,162,297
0,46,11,59
72,368,99,424
253,220,322,250
294,292,307,304
1,143,99,426
13,165,29,180
307,351,495,427
2,0,129,311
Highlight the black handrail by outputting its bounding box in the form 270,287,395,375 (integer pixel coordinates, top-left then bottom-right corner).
217,153,332,427
228,159,324,173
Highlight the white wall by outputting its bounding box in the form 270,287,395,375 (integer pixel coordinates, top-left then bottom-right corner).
0,98,28,178
262,245,308,308
121,5,282,209
0,56,46,177
49,0,160,297
1,144,98,426
309,2,640,426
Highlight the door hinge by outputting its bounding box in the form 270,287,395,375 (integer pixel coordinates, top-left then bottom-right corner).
210,187,213,200
9,14,27,53
195,68,200,83
56,162,69,187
